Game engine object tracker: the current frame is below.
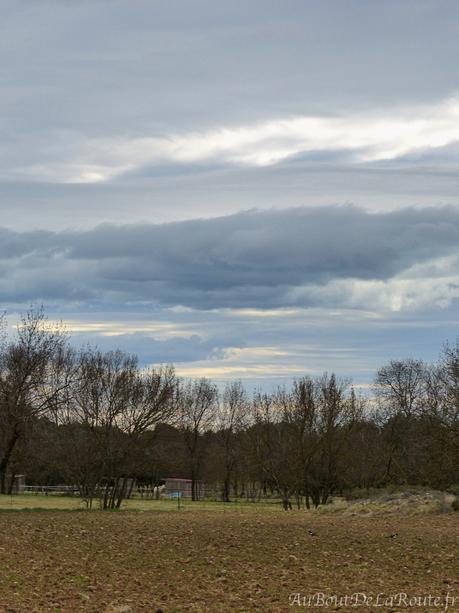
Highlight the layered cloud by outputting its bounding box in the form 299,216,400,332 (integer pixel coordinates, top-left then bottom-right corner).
3,2,459,386
3,96,459,184
1,205,459,313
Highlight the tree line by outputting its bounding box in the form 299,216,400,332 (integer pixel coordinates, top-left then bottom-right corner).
0,309,458,509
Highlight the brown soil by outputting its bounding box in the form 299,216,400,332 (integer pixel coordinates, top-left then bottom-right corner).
0,510,457,612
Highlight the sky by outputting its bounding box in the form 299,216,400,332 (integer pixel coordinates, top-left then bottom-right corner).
1,0,459,390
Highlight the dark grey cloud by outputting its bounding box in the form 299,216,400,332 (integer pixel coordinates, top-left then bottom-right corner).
2,160,459,233
1,205,458,310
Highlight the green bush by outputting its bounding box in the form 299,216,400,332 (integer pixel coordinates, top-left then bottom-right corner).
446,484,459,497
344,487,382,501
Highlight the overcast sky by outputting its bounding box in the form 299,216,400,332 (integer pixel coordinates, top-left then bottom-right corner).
1,0,459,389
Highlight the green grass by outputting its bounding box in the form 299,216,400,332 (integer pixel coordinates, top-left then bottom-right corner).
0,493,85,511
0,493,280,513
3,488,455,514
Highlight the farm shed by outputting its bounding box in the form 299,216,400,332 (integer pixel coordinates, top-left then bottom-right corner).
164,478,204,500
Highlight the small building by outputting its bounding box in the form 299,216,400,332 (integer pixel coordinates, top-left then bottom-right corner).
164,478,204,500
7,475,25,494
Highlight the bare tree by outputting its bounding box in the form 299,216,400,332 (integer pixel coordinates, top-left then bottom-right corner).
249,375,360,510
249,390,296,510
2,306,457,507
179,378,218,501
375,359,426,417
314,374,359,505
0,308,71,493
277,377,319,509
437,341,459,426
421,344,459,485
374,359,427,482
58,348,177,508
216,381,248,502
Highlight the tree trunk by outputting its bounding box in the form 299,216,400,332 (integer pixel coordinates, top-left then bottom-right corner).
7,473,16,495
116,477,128,509
0,429,20,494
191,467,197,501
222,473,231,503
102,481,111,509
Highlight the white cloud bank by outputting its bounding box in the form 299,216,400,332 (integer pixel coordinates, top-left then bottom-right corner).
4,96,459,184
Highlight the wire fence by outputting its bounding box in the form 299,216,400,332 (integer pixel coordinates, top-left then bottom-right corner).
23,485,80,496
